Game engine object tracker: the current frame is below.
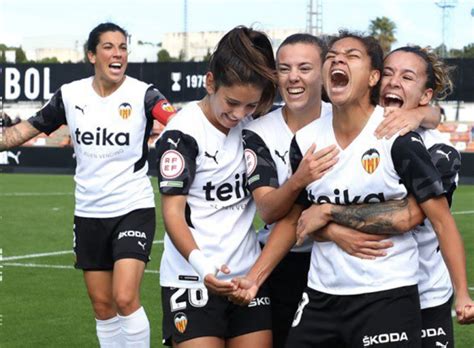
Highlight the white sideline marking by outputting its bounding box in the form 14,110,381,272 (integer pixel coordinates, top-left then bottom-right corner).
3,262,160,274
0,192,73,196
2,250,73,261
0,240,164,262
452,210,474,215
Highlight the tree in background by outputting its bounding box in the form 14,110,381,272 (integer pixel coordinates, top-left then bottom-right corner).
369,16,397,55
157,48,177,62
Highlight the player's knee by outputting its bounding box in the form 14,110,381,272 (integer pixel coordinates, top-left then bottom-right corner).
91,299,116,320
114,291,139,315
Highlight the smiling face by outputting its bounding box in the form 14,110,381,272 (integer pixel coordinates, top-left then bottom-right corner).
204,73,263,133
87,30,128,86
380,50,433,110
277,42,322,116
322,37,380,107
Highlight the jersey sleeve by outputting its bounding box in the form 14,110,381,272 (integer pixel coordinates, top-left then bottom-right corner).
144,85,177,125
242,129,279,191
391,132,445,203
156,129,198,195
27,89,66,135
289,136,311,208
427,143,461,206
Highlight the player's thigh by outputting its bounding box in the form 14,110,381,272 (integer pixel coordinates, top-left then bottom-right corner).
112,258,146,298
112,208,155,263
227,329,272,348
173,336,224,348
83,270,115,318
421,299,453,347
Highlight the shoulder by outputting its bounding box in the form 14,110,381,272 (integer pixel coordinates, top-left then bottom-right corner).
245,107,283,132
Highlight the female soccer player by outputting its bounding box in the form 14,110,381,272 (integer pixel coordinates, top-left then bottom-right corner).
380,45,474,341
0,22,175,347
156,26,277,347
241,33,338,348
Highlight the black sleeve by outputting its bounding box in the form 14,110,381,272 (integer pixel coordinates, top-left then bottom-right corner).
392,132,445,203
289,136,311,208
156,129,198,195
242,129,279,191
144,85,176,124
27,88,66,135
428,143,461,207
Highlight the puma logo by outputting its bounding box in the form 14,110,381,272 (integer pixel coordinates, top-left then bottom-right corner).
274,150,288,164
138,241,146,251
75,105,85,114
167,137,181,148
436,341,448,348
205,150,219,164
7,151,21,164
436,149,452,161
411,136,423,145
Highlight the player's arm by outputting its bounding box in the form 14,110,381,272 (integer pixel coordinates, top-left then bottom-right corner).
144,86,176,125
393,132,473,324
0,121,41,151
156,129,234,295
313,223,393,260
1,88,67,151
375,104,441,139
296,195,424,241
230,203,303,305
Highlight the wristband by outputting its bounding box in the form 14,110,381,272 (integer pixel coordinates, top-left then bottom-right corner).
188,249,219,280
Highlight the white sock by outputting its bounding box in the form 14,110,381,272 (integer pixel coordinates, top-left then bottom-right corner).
118,306,150,348
96,315,122,348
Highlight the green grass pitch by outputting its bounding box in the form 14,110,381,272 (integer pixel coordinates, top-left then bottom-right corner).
0,173,473,347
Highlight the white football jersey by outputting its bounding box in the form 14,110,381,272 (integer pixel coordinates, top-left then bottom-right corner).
292,106,445,295
28,76,173,218
414,128,460,309
242,102,332,252
157,101,260,288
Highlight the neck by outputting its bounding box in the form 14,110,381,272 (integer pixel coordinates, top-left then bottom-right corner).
283,99,322,134
332,99,375,149
92,76,125,97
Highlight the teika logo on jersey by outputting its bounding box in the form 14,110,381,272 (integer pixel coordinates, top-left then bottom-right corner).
309,188,385,204
118,102,132,119
74,127,130,146
118,230,147,240
361,148,380,174
363,331,408,346
203,172,249,201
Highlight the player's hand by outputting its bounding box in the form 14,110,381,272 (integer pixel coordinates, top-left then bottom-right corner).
375,107,423,139
460,304,474,324
203,264,236,296
323,223,393,260
455,295,474,324
228,276,259,306
296,204,330,246
292,143,339,189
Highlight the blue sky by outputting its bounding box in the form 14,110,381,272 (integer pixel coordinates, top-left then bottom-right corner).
0,0,473,50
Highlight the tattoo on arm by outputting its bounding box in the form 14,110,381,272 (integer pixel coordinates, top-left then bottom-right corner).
330,198,410,235
0,121,41,151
